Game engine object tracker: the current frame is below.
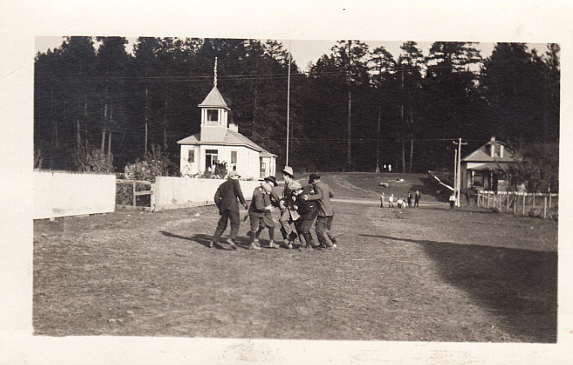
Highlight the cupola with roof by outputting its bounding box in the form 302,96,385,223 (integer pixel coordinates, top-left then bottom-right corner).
177,58,277,179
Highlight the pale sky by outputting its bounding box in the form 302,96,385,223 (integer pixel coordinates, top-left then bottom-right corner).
36,36,549,73
36,36,498,70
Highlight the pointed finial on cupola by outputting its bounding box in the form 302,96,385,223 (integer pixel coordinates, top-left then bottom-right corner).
214,57,218,87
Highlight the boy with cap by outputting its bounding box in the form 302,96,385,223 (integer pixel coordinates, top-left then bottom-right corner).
210,170,248,249
293,178,320,249
247,181,277,250
303,173,337,249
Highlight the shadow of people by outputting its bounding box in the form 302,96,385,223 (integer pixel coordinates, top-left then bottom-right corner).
160,231,222,249
359,233,557,343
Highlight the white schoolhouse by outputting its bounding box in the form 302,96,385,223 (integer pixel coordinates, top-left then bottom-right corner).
177,72,276,179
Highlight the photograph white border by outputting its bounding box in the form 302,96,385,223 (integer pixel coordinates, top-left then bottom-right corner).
1,1,572,364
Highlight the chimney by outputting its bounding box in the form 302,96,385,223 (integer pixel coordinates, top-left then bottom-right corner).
229,123,239,132
490,136,496,158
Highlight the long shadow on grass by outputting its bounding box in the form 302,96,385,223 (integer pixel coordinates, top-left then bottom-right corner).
160,231,221,249
360,233,557,342
160,231,252,250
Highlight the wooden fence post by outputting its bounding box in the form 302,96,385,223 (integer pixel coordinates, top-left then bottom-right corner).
543,196,547,218
532,193,536,210
513,193,517,215
522,194,526,215
133,181,136,207
506,193,509,212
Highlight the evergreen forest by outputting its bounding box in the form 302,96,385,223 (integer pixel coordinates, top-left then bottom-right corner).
34,37,560,178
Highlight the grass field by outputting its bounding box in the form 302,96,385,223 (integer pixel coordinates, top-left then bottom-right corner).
33,173,557,342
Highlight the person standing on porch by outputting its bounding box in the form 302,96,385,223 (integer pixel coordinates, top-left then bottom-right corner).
210,170,248,249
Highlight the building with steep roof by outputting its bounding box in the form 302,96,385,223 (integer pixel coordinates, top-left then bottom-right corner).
461,137,517,191
177,66,276,179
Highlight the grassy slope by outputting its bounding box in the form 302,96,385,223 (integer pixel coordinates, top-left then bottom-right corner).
291,172,443,203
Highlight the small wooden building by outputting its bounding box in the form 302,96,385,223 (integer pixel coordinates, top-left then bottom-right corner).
461,137,516,191
177,82,276,179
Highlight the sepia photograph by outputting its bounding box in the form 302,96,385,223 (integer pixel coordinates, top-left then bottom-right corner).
1,1,572,364
32,36,558,342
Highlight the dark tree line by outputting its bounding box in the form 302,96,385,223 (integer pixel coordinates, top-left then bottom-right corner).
34,37,559,175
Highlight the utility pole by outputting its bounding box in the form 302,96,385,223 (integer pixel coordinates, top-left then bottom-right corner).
347,86,352,169
453,138,467,207
346,40,353,170
286,41,291,166
453,148,457,201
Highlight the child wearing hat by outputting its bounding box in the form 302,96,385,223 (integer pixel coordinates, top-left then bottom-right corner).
247,181,277,250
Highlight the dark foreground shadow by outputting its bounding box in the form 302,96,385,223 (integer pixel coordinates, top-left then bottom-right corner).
359,233,557,342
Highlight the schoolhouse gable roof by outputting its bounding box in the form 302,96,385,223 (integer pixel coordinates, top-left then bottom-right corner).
177,129,277,157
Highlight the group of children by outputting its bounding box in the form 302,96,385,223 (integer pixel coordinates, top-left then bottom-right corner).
380,191,421,209
245,168,337,251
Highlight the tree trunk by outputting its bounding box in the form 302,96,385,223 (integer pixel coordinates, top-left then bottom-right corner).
401,140,406,173
108,131,112,155
102,103,108,152
51,88,58,148
376,106,381,172
163,89,168,150
145,87,149,154
76,98,81,149
409,139,414,173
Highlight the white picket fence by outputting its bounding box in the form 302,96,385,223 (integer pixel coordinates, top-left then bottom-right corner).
34,171,262,218
477,190,558,219
152,176,261,211
34,170,116,219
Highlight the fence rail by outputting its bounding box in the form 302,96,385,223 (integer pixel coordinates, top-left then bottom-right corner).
116,179,154,210
477,191,558,219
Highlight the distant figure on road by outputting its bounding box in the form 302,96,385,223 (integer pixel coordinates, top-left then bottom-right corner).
380,192,385,208
407,192,413,208
414,190,421,207
449,193,456,209
304,174,337,249
397,198,405,209
210,170,248,249
389,193,394,208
